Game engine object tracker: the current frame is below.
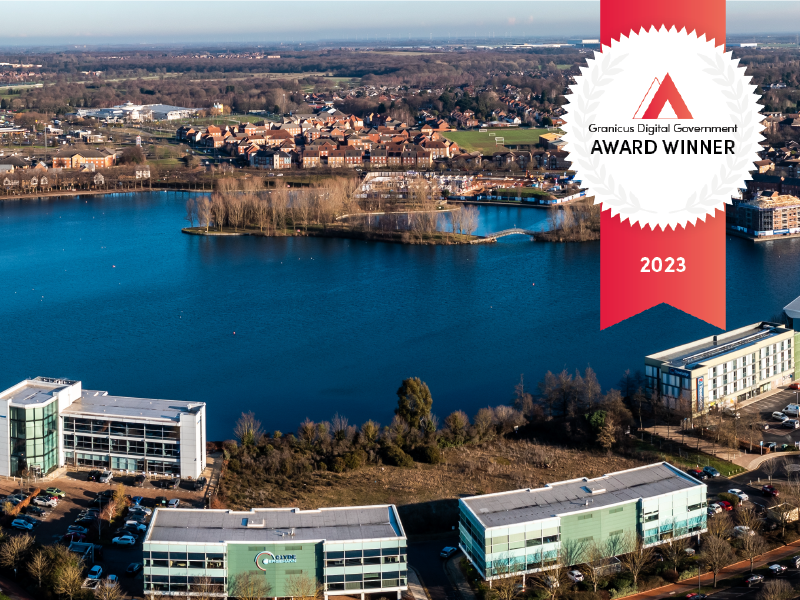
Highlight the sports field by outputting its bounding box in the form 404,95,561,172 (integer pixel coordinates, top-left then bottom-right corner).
442,128,561,153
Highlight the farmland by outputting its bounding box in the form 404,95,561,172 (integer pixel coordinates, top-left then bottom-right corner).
442,128,559,153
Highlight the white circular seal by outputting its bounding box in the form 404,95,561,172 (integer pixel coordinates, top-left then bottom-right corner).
562,27,763,230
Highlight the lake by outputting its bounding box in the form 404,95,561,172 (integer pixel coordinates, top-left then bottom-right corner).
2,191,800,439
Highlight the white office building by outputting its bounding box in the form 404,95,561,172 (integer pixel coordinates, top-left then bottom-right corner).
0,377,206,479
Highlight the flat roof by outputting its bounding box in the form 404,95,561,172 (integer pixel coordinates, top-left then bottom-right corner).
0,378,73,406
461,463,702,529
146,506,405,545
785,296,800,320
646,322,792,370
62,390,203,422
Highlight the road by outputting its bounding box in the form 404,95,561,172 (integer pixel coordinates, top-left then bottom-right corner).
408,536,461,600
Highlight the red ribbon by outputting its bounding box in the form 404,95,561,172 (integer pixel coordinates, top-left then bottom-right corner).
599,0,727,330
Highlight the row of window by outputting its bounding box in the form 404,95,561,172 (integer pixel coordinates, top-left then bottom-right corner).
144,575,225,593
325,555,406,567
325,576,406,591
65,453,180,474
63,435,179,457
62,417,179,439
324,547,405,559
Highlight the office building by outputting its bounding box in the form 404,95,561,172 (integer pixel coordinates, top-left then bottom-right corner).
645,322,795,414
143,505,408,599
0,377,206,479
458,463,706,581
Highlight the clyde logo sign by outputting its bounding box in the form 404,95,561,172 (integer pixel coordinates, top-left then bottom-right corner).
255,551,297,570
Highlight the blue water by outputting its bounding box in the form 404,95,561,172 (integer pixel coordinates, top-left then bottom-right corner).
2,192,800,439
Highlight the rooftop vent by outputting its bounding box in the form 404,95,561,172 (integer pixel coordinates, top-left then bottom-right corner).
242,518,264,528
582,486,606,495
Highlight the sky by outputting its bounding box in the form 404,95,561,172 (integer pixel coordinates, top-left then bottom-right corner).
1,1,800,47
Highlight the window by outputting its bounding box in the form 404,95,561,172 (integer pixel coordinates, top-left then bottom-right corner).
644,511,659,522
578,514,593,521
609,530,623,537
609,507,624,514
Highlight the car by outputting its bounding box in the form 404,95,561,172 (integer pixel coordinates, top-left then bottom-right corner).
723,407,741,418
763,485,780,497
106,575,119,586
706,507,716,518
440,547,458,559
87,470,101,482
734,526,755,537
99,470,113,483
545,576,560,589
68,525,89,535
75,517,97,527
728,489,749,502
686,594,707,600
155,496,168,507
194,476,208,491
18,515,38,524
784,419,800,429
11,519,33,530
33,497,57,508
169,478,180,489
709,503,723,514
63,532,85,543
792,556,800,569
126,562,142,577
134,475,146,487
789,382,800,390
703,466,720,477
24,506,47,517
129,506,152,516
87,565,103,580
767,442,779,451
112,535,136,546
167,499,180,508
44,487,65,498
567,570,584,582
769,564,787,575
98,489,115,499
125,521,147,533
746,575,764,587
687,469,708,480
783,404,800,416
131,496,143,506
718,501,733,511
773,412,789,422
126,513,147,523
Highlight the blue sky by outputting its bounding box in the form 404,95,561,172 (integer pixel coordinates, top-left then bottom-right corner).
1,1,799,47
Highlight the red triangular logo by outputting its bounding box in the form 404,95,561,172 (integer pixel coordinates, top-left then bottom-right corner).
633,73,693,119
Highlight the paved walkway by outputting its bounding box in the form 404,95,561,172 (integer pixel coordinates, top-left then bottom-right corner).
407,567,432,600
445,555,479,600
622,538,800,600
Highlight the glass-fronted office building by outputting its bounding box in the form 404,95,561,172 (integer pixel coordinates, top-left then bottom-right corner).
0,377,206,479
143,505,408,599
458,463,707,581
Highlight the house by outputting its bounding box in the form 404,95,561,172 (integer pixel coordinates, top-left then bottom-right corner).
302,150,321,169
753,159,775,174
250,149,292,170
52,148,116,169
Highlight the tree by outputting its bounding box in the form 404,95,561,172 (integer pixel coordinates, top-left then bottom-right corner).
27,549,47,588
196,196,212,232
395,377,433,429
531,564,566,600
53,558,84,600
707,511,733,539
120,146,146,165
597,414,617,452
617,532,653,589
185,198,197,227
758,580,794,600
582,539,609,592
659,536,685,571
741,534,769,572
285,573,322,600
700,534,735,587
112,482,128,516
229,571,272,600
234,411,264,446
0,533,34,572
94,580,124,600
444,410,470,445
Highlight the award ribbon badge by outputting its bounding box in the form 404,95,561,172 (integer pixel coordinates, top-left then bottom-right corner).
562,0,763,329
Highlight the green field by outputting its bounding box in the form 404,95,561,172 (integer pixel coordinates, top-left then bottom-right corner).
442,128,561,153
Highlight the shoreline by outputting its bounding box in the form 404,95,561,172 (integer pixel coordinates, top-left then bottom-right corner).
182,226,487,245
727,227,800,243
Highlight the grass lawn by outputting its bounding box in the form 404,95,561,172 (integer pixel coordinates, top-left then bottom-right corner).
442,128,561,153
633,437,745,477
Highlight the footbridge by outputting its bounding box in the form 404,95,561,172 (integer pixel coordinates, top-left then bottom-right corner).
471,228,537,243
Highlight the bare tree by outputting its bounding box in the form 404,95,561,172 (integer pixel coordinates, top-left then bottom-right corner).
757,580,794,600
531,564,567,600
196,196,212,232
707,512,733,539
27,548,48,588
227,196,245,231
559,537,588,569
190,575,225,600
764,457,782,482
700,534,735,587
185,198,197,227
659,536,685,571
582,539,608,592
284,573,322,600
229,571,272,600
234,411,264,446
741,534,769,572
462,204,479,236
94,580,124,600
617,532,653,589
53,558,84,600
210,192,227,230
0,533,34,572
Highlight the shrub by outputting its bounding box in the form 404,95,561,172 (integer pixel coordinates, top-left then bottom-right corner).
344,449,368,471
332,457,346,473
417,444,443,464
718,492,740,507
384,445,414,468
662,570,679,583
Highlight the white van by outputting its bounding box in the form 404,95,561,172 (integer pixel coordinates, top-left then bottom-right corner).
783,404,800,417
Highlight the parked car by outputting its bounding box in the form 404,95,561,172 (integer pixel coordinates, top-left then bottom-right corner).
718,501,733,511
125,521,147,533
106,575,119,586
131,496,143,506
126,562,143,577
75,517,97,526
87,565,103,580
167,499,180,508
129,506,152,516
703,466,720,477
763,485,780,497
783,419,800,429
686,594,707,599
567,570,584,583
769,564,787,575
18,515,38,524
746,575,764,587
709,503,723,514
194,476,208,491
772,412,789,422
33,497,57,508
155,496,168,507
788,382,800,390
112,535,137,546
44,487,65,498
68,525,89,535
98,490,115,499
134,475,146,487
545,576,560,589
728,489,749,502
783,404,800,416
440,547,458,559
706,507,716,518
24,506,47,517
11,519,34,530
723,407,741,418
99,470,113,483
734,526,755,538
767,442,779,451
87,470,101,482
63,532,85,543
687,469,708,480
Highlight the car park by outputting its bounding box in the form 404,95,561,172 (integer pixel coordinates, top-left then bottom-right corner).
440,547,457,559
703,466,720,477
769,564,787,575
87,565,103,580
728,489,749,502
126,562,143,577
112,535,136,546
44,487,65,498
567,570,584,582
773,412,789,422
784,404,800,416
746,575,764,586
87,470,101,482
63,532,85,543
194,476,208,491
134,474,146,487
11,519,33,530
718,501,733,511
168,499,180,508
763,485,780,497
68,526,89,535
24,506,47,517
687,469,708,480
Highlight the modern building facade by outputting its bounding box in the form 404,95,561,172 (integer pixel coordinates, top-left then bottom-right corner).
0,377,206,479
458,463,707,581
645,322,795,415
143,505,408,599
727,189,800,237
